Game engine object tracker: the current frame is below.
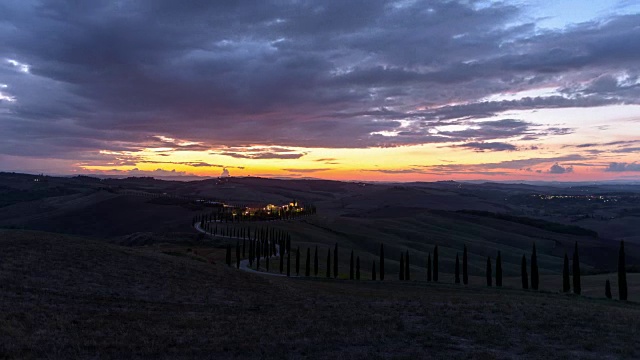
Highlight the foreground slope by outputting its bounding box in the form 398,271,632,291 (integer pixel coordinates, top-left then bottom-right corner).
1,230,639,359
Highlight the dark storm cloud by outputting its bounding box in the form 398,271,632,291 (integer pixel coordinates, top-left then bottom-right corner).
1,1,640,160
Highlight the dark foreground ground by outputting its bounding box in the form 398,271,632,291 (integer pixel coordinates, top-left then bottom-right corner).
1,230,638,359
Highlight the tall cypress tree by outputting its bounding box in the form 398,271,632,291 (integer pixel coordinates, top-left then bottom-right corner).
433,245,439,282
605,279,612,299
296,247,300,276
326,248,331,278
405,250,410,281
380,243,385,281
573,242,581,295
463,244,468,285
356,256,360,280
399,253,405,281
562,253,570,293
521,255,529,289
372,260,377,281
486,256,492,287
350,250,355,280
287,250,291,277
496,251,502,287
618,240,628,301
333,243,338,279
305,248,311,277
427,253,432,282
236,241,240,269
314,246,319,276
531,243,539,290
455,253,460,284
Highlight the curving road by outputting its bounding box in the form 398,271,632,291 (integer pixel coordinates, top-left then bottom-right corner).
195,221,293,277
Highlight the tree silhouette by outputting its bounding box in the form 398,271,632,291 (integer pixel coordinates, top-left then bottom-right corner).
427,253,432,282
521,255,529,289
455,253,460,284
372,260,377,281
463,244,468,285
279,245,284,274
356,256,361,280
605,279,612,299
405,250,410,281
350,250,355,280
399,253,405,281
433,245,439,282
496,251,502,287
573,242,581,295
531,243,539,290
380,243,385,281
305,248,311,277
486,256,492,287
326,248,331,278
236,241,240,269
333,243,338,279
619,240,628,301
314,246,319,276
562,253,570,293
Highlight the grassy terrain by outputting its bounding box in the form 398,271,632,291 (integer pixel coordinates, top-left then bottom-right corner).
2,229,638,359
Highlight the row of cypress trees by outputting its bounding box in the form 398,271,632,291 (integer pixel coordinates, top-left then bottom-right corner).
225,236,630,300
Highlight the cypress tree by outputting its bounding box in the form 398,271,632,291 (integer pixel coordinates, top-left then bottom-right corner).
427,253,432,282
573,242,581,295
486,256,492,287
618,240,628,301
350,250,354,280
256,244,260,270
463,244,468,285
433,245,439,282
333,243,338,279
326,248,331,278
605,279,612,299
296,247,300,276
399,253,405,281
236,241,240,269
372,261,377,281
226,244,231,266
496,251,502,287
380,243,385,281
287,250,291,277
314,246,319,276
562,253,570,293
405,250,410,281
531,243,539,290
356,256,360,280
455,253,460,284
305,248,311,277
521,255,528,289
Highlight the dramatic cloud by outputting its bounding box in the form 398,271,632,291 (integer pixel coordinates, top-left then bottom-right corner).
0,1,639,180
605,162,640,172
549,163,574,174
454,142,517,152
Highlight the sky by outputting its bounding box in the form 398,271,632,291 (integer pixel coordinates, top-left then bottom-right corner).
1,0,640,182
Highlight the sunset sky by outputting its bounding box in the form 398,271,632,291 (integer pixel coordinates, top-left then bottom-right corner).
1,0,640,182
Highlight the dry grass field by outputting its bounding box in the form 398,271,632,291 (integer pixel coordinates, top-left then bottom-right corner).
1,229,639,359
